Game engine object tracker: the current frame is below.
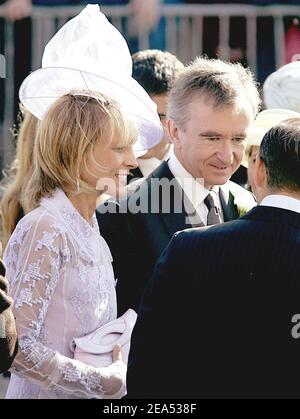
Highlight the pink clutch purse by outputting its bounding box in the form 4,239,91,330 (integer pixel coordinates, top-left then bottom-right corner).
73,309,137,368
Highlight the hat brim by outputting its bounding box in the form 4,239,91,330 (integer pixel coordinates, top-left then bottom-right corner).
241,127,265,168
241,158,249,169
241,108,300,168
19,67,163,155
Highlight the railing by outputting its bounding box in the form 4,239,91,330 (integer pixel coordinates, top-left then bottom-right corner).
0,3,299,170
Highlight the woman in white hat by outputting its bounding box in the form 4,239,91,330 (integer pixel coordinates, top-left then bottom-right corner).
2,5,163,399
3,91,138,399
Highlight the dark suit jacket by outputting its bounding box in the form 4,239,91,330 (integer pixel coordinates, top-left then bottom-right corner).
0,260,18,373
97,161,256,315
127,166,143,185
127,205,300,399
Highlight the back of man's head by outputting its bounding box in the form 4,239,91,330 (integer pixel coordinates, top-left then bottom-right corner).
259,118,300,192
132,49,184,96
168,56,261,128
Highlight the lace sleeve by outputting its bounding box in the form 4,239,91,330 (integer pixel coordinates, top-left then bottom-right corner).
4,212,125,399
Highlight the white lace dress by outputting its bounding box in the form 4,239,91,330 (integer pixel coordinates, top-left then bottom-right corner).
3,188,119,399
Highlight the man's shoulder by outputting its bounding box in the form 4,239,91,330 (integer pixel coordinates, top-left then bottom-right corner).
172,215,251,247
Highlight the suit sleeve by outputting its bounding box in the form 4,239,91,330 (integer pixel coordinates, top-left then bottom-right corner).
126,232,186,399
97,201,147,316
0,270,18,374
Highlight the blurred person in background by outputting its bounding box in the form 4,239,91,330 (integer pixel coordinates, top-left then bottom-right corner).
129,49,184,183
87,1,185,52
3,0,78,22
0,108,38,245
185,1,249,65
185,0,300,84
0,0,182,126
254,1,300,83
2,0,184,51
0,242,18,374
1,1,77,123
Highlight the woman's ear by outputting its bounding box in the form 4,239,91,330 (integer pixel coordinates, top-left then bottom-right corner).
167,119,181,151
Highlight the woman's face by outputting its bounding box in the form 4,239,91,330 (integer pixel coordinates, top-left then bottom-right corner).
82,137,138,198
247,145,260,191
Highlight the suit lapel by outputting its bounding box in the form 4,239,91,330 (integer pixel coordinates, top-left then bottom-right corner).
160,200,194,237
150,162,194,237
127,166,143,184
150,164,241,227
219,186,239,222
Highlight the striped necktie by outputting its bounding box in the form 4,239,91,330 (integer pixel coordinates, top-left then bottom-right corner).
204,193,222,225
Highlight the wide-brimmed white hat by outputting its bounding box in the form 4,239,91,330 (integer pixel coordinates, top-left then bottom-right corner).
242,108,300,167
263,61,300,112
19,4,163,157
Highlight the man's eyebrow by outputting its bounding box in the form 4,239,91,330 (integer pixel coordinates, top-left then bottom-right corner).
198,131,222,137
198,131,247,137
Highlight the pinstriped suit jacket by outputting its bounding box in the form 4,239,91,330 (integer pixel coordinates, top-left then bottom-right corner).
127,205,300,398
98,161,255,316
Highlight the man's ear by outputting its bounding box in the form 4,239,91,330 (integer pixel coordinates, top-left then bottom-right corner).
167,119,181,151
254,155,267,191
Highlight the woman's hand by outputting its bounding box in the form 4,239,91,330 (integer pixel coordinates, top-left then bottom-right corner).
100,344,127,397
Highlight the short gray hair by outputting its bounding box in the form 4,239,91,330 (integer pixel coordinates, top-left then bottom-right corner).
168,56,261,128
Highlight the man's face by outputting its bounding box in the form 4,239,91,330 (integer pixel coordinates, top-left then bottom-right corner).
169,94,252,189
152,94,168,126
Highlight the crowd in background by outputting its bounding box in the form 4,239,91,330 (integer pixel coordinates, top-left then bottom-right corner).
1,1,300,400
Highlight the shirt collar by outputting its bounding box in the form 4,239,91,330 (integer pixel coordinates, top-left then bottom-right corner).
260,194,300,214
137,157,162,178
138,144,174,178
168,150,219,207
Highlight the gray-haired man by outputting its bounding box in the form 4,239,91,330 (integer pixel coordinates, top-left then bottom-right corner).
97,56,260,315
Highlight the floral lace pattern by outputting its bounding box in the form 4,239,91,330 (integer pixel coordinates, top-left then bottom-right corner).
4,188,119,399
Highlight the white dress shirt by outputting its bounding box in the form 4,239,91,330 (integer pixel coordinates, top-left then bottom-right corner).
260,194,300,213
138,144,174,178
168,151,223,225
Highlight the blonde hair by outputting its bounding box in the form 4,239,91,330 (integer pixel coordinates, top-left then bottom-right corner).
0,109,38,243
23,92,137,211
168,56,261,129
